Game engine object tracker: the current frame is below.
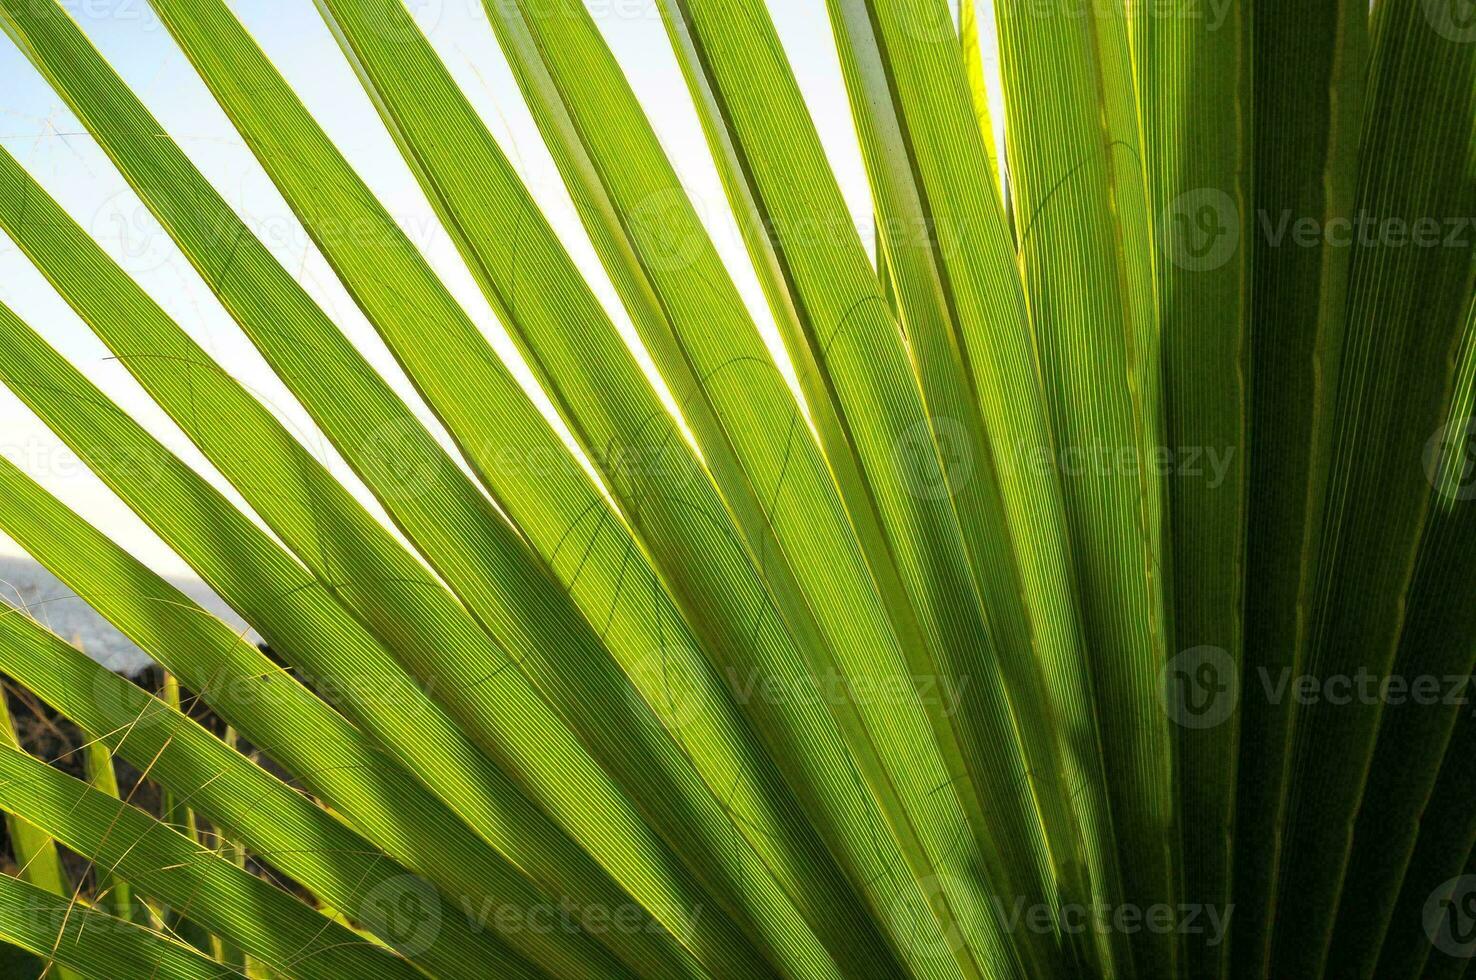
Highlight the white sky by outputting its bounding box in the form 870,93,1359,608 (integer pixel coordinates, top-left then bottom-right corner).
0,0,995,580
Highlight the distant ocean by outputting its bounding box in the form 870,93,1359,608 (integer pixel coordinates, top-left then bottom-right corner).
0,554,251,677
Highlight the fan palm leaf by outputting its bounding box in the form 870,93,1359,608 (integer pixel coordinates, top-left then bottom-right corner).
0,0,1470,978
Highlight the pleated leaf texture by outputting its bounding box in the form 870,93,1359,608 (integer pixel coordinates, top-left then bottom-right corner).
0,0,1472,977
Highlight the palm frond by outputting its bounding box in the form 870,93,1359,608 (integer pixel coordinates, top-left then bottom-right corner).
0,0,1469,977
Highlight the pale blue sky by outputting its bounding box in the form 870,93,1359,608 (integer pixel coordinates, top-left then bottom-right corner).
0,0,993,579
